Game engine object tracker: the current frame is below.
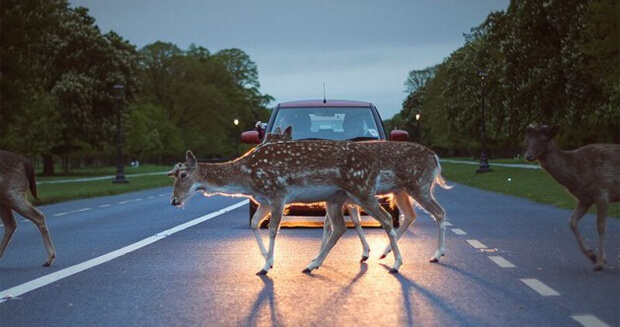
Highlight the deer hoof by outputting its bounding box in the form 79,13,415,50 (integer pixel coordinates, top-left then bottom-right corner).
256,269,268,275
389,268,399,274
379,254,387,260
302,268,312,274
360,255,369,262
429,258,439,263
42,262,52,267
593,265,604,271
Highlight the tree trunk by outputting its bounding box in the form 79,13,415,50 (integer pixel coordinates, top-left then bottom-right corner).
42,154,54,176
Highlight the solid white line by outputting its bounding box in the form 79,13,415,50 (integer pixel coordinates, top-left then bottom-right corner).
451,228,467,235
466,239,487,249
98,204,111,208
488,256,516,268
53,212,70,217
520,278,560,296
0,200,249,304
571,315,609,327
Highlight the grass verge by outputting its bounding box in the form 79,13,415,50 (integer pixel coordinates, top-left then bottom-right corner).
32,168,172,205
441,162,619,217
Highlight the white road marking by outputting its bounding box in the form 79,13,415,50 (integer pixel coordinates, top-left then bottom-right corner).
76,208,91,212
159,194,168,197
98,204,111,208
520,278,560,296
488,256,516,268
147,196,155,199
571,315,609,327
451,228,467,235
0,200,248,304
466,239,487,249
134,198,143,201
117,200,131,204
53,212,70,217
444,221,453,227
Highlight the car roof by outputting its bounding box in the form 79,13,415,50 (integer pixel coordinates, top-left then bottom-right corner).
278,99,373,108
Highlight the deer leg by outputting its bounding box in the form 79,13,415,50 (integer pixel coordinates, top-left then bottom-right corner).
250,204,271,259
348,205,370,262
257,202,284,275
0,206,17,259
569,201,596,263
380,192,416,259
304,200,347,273
593,201,608,271
413,192,447,263
313,213,333,262
356,196,402,273
13,200,56,267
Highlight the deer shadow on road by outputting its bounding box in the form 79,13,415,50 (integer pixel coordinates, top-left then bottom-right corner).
244,274,282,326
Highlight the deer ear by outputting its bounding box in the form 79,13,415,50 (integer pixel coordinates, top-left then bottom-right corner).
186,150,197,168
283,126,293,137
274,127,282,134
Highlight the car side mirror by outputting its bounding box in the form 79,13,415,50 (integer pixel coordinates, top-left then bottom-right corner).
389,130,409,142
241,131,261,144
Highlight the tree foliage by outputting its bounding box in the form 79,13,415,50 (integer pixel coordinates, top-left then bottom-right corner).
396,0,619,157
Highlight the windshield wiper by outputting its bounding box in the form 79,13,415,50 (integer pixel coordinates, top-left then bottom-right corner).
345,136,379,141
297,138,326,141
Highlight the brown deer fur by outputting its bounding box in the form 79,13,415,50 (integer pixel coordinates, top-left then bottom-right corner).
169,134,449,275
525,124,620,270
0,150,56,267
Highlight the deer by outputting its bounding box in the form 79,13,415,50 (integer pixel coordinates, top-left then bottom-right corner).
524,124,620,270
168,135,450,275
0,150,56,267
265,126,449,263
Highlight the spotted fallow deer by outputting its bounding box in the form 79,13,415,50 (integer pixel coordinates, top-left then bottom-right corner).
265,126,450,263
525,124,620,270
169,137,450,275
0,150,56,267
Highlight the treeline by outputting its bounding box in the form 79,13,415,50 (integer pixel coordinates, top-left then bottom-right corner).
387,0,619,157
0,0,272,174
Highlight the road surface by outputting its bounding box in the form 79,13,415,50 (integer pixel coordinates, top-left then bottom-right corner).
1,184,618,326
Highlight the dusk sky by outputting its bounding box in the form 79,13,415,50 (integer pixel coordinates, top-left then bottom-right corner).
70,0,510,119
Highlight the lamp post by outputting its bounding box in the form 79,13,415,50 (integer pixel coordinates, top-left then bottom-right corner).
415,113,421,143
476,70,492,173
112,84,128,183
233,118,240,156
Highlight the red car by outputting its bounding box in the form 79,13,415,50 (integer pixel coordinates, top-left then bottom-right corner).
241,99,409,228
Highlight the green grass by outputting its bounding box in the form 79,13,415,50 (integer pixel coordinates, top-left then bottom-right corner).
31,165,173,205
441,161,620,217
36,164,170,181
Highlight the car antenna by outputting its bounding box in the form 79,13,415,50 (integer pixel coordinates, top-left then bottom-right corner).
323,83,327,103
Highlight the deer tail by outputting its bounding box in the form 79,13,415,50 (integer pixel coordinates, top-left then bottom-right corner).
26,161,39,200
433,154,453,190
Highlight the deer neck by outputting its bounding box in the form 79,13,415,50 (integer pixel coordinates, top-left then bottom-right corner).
538,142,573,184
196,161,252,195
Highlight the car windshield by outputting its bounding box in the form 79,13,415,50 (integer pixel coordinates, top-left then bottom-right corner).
270,107,380,141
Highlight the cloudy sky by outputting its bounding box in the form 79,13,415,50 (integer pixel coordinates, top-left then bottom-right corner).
70,0,509,119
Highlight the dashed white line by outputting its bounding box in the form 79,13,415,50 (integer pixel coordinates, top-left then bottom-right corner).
0,200,249,304
466,239,487,249
520,278,560,296
75,208,91,212
147,196,155,199
451,228,467,235
158,193,168,197
444,221,453,227
488,256,516,268
98,204,111,208
53,212,70,217
571,315,609,327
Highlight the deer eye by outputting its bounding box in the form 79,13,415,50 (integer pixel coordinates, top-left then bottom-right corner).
180,172,187,178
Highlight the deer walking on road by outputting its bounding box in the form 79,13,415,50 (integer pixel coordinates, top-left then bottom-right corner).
0,150,56,267
169,134,449,275
525,124,620,270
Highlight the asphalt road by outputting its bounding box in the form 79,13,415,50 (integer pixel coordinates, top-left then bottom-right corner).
0,184,618,326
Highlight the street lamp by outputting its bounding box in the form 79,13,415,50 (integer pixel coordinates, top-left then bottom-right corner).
415,113,421,143
233,118,239,126
112,84,128,183
476,70,492,173
233,118,240,156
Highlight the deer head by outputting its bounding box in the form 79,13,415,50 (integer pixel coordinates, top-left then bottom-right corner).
261,126,293,144
524,124,559,161
168,150,203,206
